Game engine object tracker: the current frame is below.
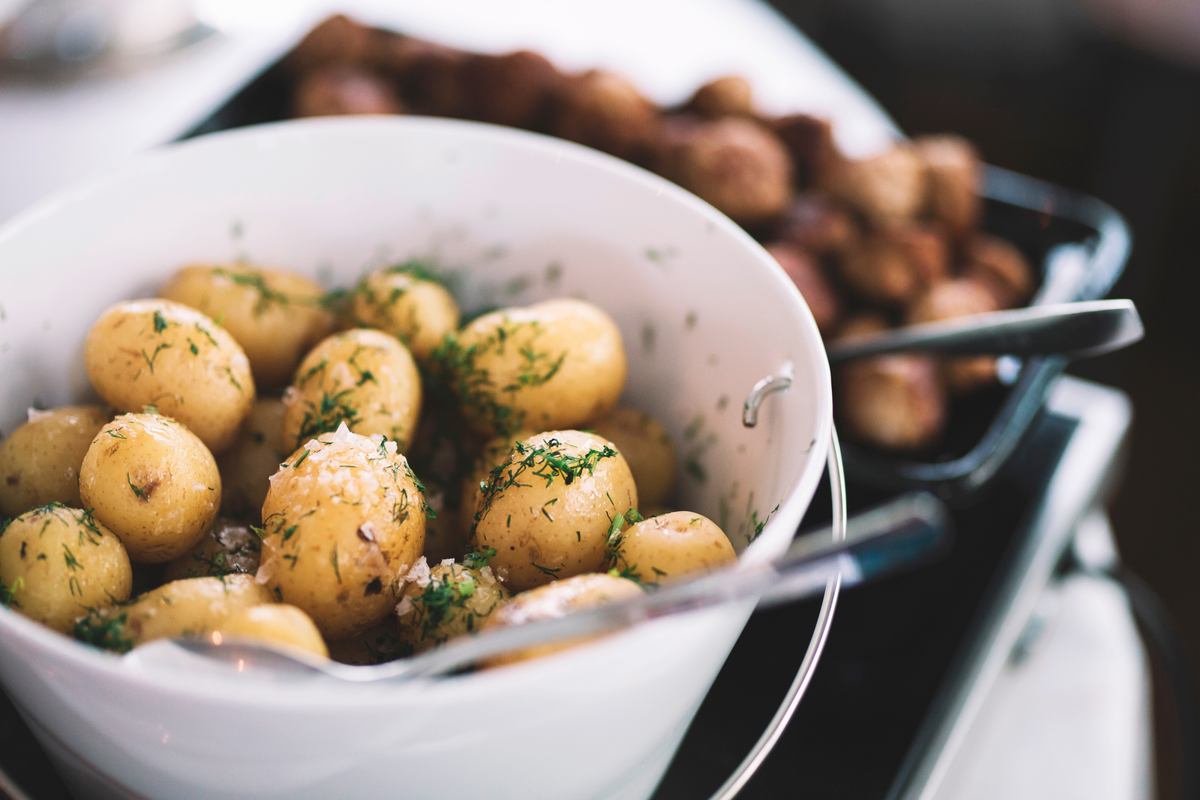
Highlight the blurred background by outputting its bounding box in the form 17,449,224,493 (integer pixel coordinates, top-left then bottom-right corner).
768,0,1200,765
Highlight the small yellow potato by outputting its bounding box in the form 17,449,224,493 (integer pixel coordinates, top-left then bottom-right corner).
84,299,255,453
395,558,509,653
458,429,534,537
216,398,289,520
608,511,736,586
72,573,273,653
258,424,428,640
589,407,676,509
327,621,408,665
435,299,626,436
0,406,110,517
161,518,261,583
212,604,329,659
0,504,132,634
79,413,222,563
160,264,336,389
480,573,643,668
470,430,637,593
282,329,422,451
348,266,460,363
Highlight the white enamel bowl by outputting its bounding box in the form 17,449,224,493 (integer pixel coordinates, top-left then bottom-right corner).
0,117,832,800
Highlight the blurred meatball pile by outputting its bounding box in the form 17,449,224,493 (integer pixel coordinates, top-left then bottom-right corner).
286,15,1035,453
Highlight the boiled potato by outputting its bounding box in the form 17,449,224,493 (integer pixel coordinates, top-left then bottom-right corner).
0,406,109,517
161,518,261,583
0,504,132,633
258,424,427,640
282,329,422,451
480,573,642,668
160,264,336,389
212,604,329,658
327,621,408,665
395,558,509,653
217,398,289,520
470,430,637,593
607,511,735,585
84,299,255,453
458,429,534,537
79,413,221,563
72,573,273,652
349,266,460,363
435,299,626,436
589,407,676,509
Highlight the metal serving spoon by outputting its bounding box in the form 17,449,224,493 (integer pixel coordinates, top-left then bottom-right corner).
825,298,1143,365
137,492,950,682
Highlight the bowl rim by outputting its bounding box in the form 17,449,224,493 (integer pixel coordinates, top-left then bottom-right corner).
0,114,833,693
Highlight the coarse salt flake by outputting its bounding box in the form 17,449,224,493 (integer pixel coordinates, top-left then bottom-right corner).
395,596,414,617
405,556,431,588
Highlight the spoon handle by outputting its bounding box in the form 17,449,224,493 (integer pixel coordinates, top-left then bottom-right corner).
825,299,1143,364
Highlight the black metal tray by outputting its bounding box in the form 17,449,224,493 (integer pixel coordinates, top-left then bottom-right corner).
838,166,1129,500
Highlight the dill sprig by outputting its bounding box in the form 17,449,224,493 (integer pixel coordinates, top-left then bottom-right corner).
74,610,134,653
294,389,361,445
471,436,618,536
0,576,24,608
214,268,295,316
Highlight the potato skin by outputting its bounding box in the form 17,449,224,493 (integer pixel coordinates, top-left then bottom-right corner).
214,604,329,659
258,426,427,640
73,574,273,652
480,573,643,667
470,430,637,593
609,511,735,585
217,398,289,521
437,299,626,436
79,413,221,563
0,505,132,633
84,299,255,453
395,560,509,653
348,268,460,363
282,329,422,451
589,408,676,510
161,518,262,584
458,430,535,537
0,406,109,517
160,264,335,389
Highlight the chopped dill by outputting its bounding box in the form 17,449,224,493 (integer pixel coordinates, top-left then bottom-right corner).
0,576,23,608
62,544,82,571
152,310,170,333
74,610,133,653
140,342,171,374
462,548,496,569
126,474,149,501
330,544,341,584
194,323,219,347
531,562,561,577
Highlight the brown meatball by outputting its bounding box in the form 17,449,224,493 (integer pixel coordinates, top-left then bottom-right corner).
837,354,946,451
907,278,1001,394
777,192,857,256
821,142,928,224
773,113,844,188
915,134,982,239
684,75,755,118
550,70,659,160
765,242,841,334
399,44,472,118
286,14,377,74
963,235,1034,308
655,117,793,224
838,224,949,305
460,50,566,130
293,67,403,118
